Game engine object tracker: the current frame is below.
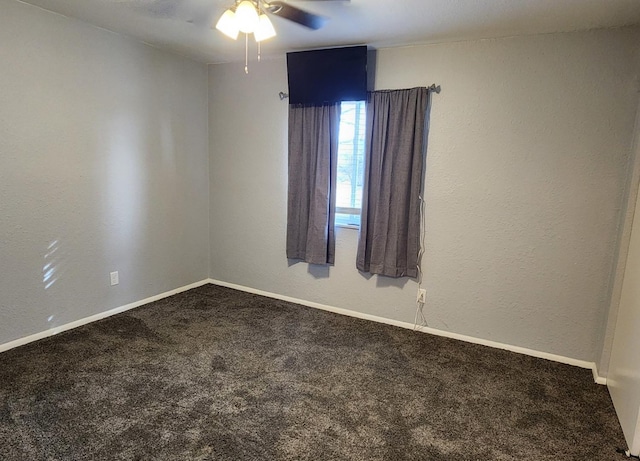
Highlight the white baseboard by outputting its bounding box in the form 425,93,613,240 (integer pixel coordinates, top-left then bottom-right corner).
2,277,606,387
0,279,210,354
592,365,607,385
208,278,605,384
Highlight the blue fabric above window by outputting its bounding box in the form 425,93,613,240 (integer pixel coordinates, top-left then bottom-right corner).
286,46,367,105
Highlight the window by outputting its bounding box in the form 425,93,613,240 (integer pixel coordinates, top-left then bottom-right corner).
336,101,366,228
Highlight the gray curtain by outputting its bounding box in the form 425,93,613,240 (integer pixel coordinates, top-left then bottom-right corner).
356,87,429,277
286,103,341,265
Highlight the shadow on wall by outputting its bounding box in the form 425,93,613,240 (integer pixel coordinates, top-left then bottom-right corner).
356,269,410,289
286,259,331,279
289,257,411,287
308,264,330,279
375,276,409,289
367,49,377,92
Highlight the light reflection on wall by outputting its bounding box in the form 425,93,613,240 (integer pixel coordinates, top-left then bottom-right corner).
42,239,61,290
106,115,145,268
43,238,68,327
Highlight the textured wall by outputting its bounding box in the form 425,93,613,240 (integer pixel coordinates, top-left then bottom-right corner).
209,28,640,362
0,0,209,345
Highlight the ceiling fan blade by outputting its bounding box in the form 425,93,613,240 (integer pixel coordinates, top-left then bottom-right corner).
266,1,327,30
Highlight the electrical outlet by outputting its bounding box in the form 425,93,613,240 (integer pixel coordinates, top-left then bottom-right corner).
110,271,119,286
417,288,426,303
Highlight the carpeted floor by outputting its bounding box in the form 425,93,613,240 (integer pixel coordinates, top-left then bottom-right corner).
0,284,628,460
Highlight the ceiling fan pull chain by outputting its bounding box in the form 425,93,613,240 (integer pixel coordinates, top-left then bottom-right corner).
245,33,249,74
256,0,264,63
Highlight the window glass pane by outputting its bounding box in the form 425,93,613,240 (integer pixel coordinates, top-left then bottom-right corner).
336,101,366,227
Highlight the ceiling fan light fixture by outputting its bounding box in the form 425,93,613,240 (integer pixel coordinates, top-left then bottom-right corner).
215,9,239,40
235,0,260,34
254,14,276,42
215,0,327,73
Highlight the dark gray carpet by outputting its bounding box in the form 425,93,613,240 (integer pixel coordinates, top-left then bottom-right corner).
0,284,627,460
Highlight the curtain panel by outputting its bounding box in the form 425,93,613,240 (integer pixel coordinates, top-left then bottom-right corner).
356,87,429,278
286,103,341,265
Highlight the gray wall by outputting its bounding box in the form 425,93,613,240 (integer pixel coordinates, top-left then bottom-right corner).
209,28,640,362
2,0,638,367
0,0,210,345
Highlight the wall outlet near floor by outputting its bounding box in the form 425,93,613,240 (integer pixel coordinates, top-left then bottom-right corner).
110,271,119,286
417,288,426,303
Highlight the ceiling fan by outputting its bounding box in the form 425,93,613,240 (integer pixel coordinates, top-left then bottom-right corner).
114,0,348,70
216,0,347,34
214,0,346,72
112,0,346,30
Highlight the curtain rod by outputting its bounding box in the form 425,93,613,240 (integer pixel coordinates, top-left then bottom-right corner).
278,84,440,101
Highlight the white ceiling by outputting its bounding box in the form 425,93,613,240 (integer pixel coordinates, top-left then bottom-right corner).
16,0,640,63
